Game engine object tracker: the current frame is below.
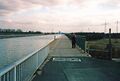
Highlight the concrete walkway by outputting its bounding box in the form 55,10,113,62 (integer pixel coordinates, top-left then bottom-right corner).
49,35,90,57
32,35,120,81
32,35,90,80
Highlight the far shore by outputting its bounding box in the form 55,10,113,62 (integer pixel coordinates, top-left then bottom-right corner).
0,34,42,39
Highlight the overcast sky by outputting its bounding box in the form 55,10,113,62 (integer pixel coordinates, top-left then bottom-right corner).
0,0,120,32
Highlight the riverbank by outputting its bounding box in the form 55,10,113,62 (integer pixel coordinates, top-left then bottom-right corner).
0,34,42,39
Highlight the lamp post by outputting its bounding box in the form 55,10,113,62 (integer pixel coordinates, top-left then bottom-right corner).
108,28,112,60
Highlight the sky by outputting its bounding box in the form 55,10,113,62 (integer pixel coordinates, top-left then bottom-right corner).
0,0,120,32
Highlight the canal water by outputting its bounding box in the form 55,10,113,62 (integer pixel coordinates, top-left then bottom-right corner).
0,35,55,69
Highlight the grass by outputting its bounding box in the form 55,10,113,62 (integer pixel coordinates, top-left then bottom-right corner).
87,39,120,58
87,39,120,50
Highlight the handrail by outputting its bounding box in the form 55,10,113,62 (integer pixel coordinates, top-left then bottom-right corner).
0,39,52,76
0,35,57,81
0,40,50,76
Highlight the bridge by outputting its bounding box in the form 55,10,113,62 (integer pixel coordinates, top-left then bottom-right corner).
0,35,120,81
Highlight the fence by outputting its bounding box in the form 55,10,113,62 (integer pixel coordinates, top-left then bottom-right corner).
0,39,54,81
65,34,86,51
76,35,86,51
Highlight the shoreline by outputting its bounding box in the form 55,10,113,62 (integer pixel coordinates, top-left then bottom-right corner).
0,34,41,39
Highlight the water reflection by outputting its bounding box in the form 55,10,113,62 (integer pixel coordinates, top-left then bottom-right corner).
0,35,54,68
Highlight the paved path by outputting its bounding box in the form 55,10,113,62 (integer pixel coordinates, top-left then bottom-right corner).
32,35,91,81
31,35,120,81
49,35,90,57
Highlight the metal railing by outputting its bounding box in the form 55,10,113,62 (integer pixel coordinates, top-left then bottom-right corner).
0,35,57,81
76,35,86,51
65,34,86,51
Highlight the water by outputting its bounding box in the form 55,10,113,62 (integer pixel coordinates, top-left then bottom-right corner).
0,35,55,69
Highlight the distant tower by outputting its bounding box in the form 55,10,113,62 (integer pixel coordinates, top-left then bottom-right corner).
116,20,119,33
104,21,107,33
88,28,90,32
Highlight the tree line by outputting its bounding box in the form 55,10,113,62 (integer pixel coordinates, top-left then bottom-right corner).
0,28,43,34
73,32,120,41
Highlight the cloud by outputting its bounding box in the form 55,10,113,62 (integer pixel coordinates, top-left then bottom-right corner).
98,0,120,10
25,0,59,6
0,0,60,16
0,0,24,16
0,0,86,16
0,0,120,32
0,0,120,16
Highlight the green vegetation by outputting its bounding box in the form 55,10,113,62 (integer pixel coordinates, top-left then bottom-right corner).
87,39,120,58
87,39,120,49
0,28,60,39
0,28,43,34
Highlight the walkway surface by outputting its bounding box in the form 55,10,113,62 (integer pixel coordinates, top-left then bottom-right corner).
49,35,90,57
32,35,120,81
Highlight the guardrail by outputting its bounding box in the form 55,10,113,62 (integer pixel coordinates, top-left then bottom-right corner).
76,35,86,52
0,34,60,81
65,34,86,52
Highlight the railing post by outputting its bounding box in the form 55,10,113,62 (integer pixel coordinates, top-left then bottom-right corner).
7,73,10,81
14,67,16,81
3,75,6,81
37,52,39,67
